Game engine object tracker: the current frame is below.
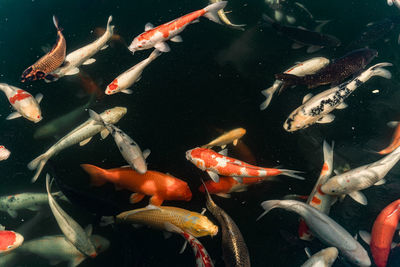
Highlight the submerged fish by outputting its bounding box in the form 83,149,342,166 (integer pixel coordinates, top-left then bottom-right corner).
301,247,338,267
359,199,400,267
81,164,192,206
284,62,392,132
46,174,97,258
78,71,104,99
116,205,218,238
203,180,251,266
89,109,149,173
276,48,377,89
202,128,246,149
128,1,227,54
28,106,127,182
209,0,245,30
0,83,43,123
376,121,400,155
262,14,340,53
0,225,24,254
49,16,114,80
105,49,161,95
186,147,304,182
0,146,10,161
260,57,330,110
21,16,66,82
258,200,371,266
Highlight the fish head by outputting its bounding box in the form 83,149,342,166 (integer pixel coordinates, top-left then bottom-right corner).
187,215,218,237
128,37,147,54
344,244,371,267
132,157,147,174
105,79,119,95
322,247,339,265
283,110,310,132
100,106,127,124
320,176,344,195
0,231,24,253
90,235,110,254
198,177,235,194
19,100,42,123
185,147,208,170
168,178,192,202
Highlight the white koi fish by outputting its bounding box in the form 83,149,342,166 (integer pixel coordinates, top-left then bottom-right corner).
284,63,392,132
260,57,330,110
0,146,10,161
301,247,338,267
88,109,150,174
0,83,43,123
105,49,161,95
209,0,246,30
28,106,127,182
46,174,97,258
257,200,371,266
321,145,400,205
128,2,227,54
49,16,114,80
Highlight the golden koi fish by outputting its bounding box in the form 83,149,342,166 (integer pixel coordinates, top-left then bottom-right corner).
116,205,218,238
202,128,246,149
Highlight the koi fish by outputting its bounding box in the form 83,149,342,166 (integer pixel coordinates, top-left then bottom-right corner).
0,192,65,218
301,247,338,267
128,2,227,54
260,57,330,110
46,174,97,258
116,205,218,237
298,141,335,241
49,16,114,80
376,121,400,154
0,225,24,254
359,199,400,267
203,180,251,266
209,0,245,30
78,72,104,99
164,222,214,267
276,49,377,89
202,128,246,149
28,106,127,182
0,83,43,123
88,109,150,174
17,234,109,266
0,146,10,161
284,62,392,132
387,0,400,9
321,145,400,205
257,200,371,266
21,16,66,82
80,164,192,206
105,49,161,95
186,147,304,183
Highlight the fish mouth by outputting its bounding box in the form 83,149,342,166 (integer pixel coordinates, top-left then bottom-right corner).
185,150,192,161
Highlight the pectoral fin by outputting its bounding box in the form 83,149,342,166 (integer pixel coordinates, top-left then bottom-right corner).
292,43,304,49
35,93,44,103
302,93,313,104
122,89,133,94
307,45,323,53
233,139,238,146
143,149,151,159
65,67,80,76
100,129,110,139
85,224,93,236
387,121,399,128
145,22,154,31
149,195,164,206
82,58,96,65
155,42,170,53
336,102,348,109
100,44,109,50
6,112,22,120
359,230,371,245
68,255,85,267
207,170,220,183
130,193,145,204
216,193,231,198
233,176,243,183
348,191,368,205
7,209,17,218
170,35,183,42
316,114,335,124
79,137,92,146
374,179,386,186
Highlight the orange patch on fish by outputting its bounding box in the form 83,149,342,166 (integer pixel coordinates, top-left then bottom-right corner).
9,90,31,104
311,196,321,205
108,79,118,91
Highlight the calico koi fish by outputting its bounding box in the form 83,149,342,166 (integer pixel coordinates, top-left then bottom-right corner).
21,16,66,82
128,2,227,54
0,146,10,161
359,199,400,267
376,121,400,154
0,83,43,123
81,164,192,206
202,128,246,149
0,225,24,254
116,205,218,238
165,222,214,267
186,147,304,182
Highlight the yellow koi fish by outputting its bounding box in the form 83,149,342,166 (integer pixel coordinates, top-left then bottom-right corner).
202,128,246,149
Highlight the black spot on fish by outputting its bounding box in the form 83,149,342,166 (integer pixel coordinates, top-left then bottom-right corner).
354,78,363,87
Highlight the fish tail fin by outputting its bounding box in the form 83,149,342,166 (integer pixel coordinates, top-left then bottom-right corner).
259,84,279,110
106,15,115,33
88,109,105,125
323,140,334,171
274,73,303,86
203,1,227,24
371,66,392,79
257,200,281,221
81,164,108,186
52,15,62,31
148,49,162,62
28,151,51,183
278,169,305,180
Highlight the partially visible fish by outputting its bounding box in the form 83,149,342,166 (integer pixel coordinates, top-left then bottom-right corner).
376,121,400,155
387,0,400,10
0,225,24,254
301,247,338,267
202,128,246,149
210,0,246,30
21,16,66,82
0,146,10,161
78,72,104,99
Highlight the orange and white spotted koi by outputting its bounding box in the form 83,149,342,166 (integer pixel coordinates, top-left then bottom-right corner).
298,141,336,241
0,83,43,123
128,2,227,54
0,146,10,161
165,222,214,267
186,147,304,183
0,225,24,254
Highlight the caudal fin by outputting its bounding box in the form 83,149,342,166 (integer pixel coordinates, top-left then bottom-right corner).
257,200,281,221
259,83,280,110
148,49,162,62
28,152,51,183
203,1,227,24
52,15,62,31
88,109,105,125
279,169,305,180
80,164,108,186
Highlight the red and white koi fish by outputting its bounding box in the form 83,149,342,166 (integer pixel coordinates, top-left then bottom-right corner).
186,147,304,182
0,225,24,254
376,121,400,155
164,222,214,267
0,83,43,123
0,146,10,161
359,199,400,267
298,141,336,241
128,1,227,54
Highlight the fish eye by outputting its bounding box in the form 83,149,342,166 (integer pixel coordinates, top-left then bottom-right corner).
7,245,12,249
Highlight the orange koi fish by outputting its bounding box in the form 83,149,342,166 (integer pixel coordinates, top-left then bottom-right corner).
377,121,400,155
81,164,192,206
21,16,66,82
186,147,304,183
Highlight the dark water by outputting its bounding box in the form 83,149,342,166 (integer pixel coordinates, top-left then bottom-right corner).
1,0,400,266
